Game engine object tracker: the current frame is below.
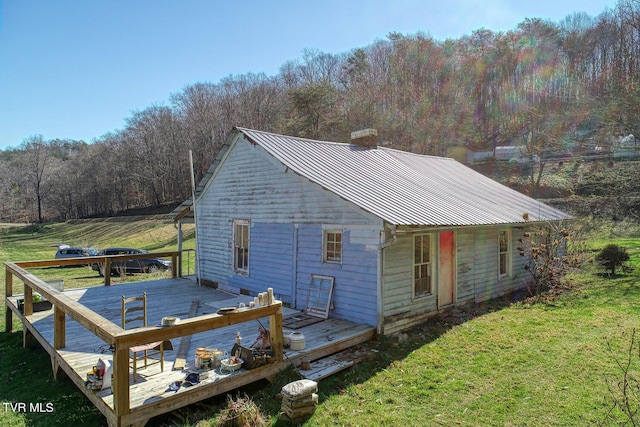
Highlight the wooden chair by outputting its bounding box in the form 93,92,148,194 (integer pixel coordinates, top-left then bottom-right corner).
121,293,164,381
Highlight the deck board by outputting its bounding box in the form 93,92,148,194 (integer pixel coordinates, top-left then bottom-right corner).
6,277,374,427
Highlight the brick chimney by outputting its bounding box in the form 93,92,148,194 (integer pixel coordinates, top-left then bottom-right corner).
350,128,377,148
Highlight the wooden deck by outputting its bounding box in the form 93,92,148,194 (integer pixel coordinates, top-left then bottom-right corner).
5,275,374,427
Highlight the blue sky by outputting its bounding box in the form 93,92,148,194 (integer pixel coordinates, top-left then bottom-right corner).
0,0,614,150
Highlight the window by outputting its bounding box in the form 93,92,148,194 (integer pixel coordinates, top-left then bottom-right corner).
233,220,250,273
499,229,511,276
324,230,342,263
414,234,432,297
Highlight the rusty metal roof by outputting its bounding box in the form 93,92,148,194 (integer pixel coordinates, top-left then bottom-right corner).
171,127,571,226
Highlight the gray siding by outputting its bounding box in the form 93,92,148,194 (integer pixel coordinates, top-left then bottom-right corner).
198,139,377,225
381,233,437,333
196,137,381,308
460,227,528,302
381,226,529,334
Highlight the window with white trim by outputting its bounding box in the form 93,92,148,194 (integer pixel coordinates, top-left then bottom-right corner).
323,230,342,263
499,229,511,277
414,234,432,297
233,219,250,273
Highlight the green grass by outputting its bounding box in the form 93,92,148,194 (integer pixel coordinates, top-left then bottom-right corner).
304,279,638,426
2,218,640,426
0,217,195,427
0,217,196,295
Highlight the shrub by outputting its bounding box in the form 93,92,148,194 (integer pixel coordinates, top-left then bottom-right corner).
596,244,631,275
517,219,578,301
217,393,266,427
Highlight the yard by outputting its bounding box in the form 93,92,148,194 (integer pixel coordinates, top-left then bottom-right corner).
2,217,640,426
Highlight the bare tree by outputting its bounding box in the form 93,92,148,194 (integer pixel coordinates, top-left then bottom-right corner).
3,4,640,222
17,135,57,223
170,82,223,182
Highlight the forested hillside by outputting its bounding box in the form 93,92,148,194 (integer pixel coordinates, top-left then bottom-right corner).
1,1,639,223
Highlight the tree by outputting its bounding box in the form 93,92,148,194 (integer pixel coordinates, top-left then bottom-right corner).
124,105,181,206
3,6,640,222
596,244,631,274
603,328,640,425
285,82,340,139
517,218,574,301
170,82,223,183
17,135,56,223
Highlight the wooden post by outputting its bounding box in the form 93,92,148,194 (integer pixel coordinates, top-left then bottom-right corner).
24,285,33,316
269,303,284,363
113,346,130,417
51,355,67,381
54,305,66,349
104,259,111,286
171,253,178,278
5,267,12,332
177,224,183,277
23,328,36,348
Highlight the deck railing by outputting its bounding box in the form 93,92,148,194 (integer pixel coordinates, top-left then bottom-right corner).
180,248,196,277
11,251,181,286
4,255,284,427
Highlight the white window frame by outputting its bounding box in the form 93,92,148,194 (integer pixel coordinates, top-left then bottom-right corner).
413,233,434,298
233,219,250,274
323,230,342,263
499,228,512,277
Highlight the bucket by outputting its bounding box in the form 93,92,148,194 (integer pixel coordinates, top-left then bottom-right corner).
211,349,225,368
300,357,311,370
289,332,306,351
195,348,208,370
282,330,293,347
201,354,212,370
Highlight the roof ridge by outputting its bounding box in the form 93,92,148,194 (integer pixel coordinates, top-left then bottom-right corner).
237,127,457,160
236,127,348,147
377,145,455,161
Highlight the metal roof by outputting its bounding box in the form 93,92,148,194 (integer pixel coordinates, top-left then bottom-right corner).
171,127,571,226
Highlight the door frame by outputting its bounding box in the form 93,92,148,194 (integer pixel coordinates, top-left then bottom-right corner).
438,230,456,308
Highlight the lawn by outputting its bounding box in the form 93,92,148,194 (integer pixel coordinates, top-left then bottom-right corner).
1,217,639,426
0,217,194,427
306,272,640,426
0,216,196,294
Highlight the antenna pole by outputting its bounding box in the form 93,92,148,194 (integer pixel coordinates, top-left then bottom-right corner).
189,150,202,286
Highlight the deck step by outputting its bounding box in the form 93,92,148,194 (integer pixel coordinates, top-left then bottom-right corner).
300,356,353,381
298,345,373,381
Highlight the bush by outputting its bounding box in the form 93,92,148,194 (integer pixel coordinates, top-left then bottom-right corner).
596,244,631,275
517,219,582,302
217,393,266,427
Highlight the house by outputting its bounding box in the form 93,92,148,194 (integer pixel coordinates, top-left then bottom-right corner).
613,134,640,159
494,145,539,163
444,146,493,164
170,127,571,335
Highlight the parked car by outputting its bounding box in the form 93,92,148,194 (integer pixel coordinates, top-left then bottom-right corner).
55,247,99,265
91,247,172,276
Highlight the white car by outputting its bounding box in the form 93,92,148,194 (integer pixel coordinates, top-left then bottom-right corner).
55,247,99,260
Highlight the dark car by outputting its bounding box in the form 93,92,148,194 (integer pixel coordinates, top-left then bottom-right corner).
91,247,171,276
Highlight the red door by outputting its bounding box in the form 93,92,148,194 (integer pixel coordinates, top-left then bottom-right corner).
438,231,455,307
